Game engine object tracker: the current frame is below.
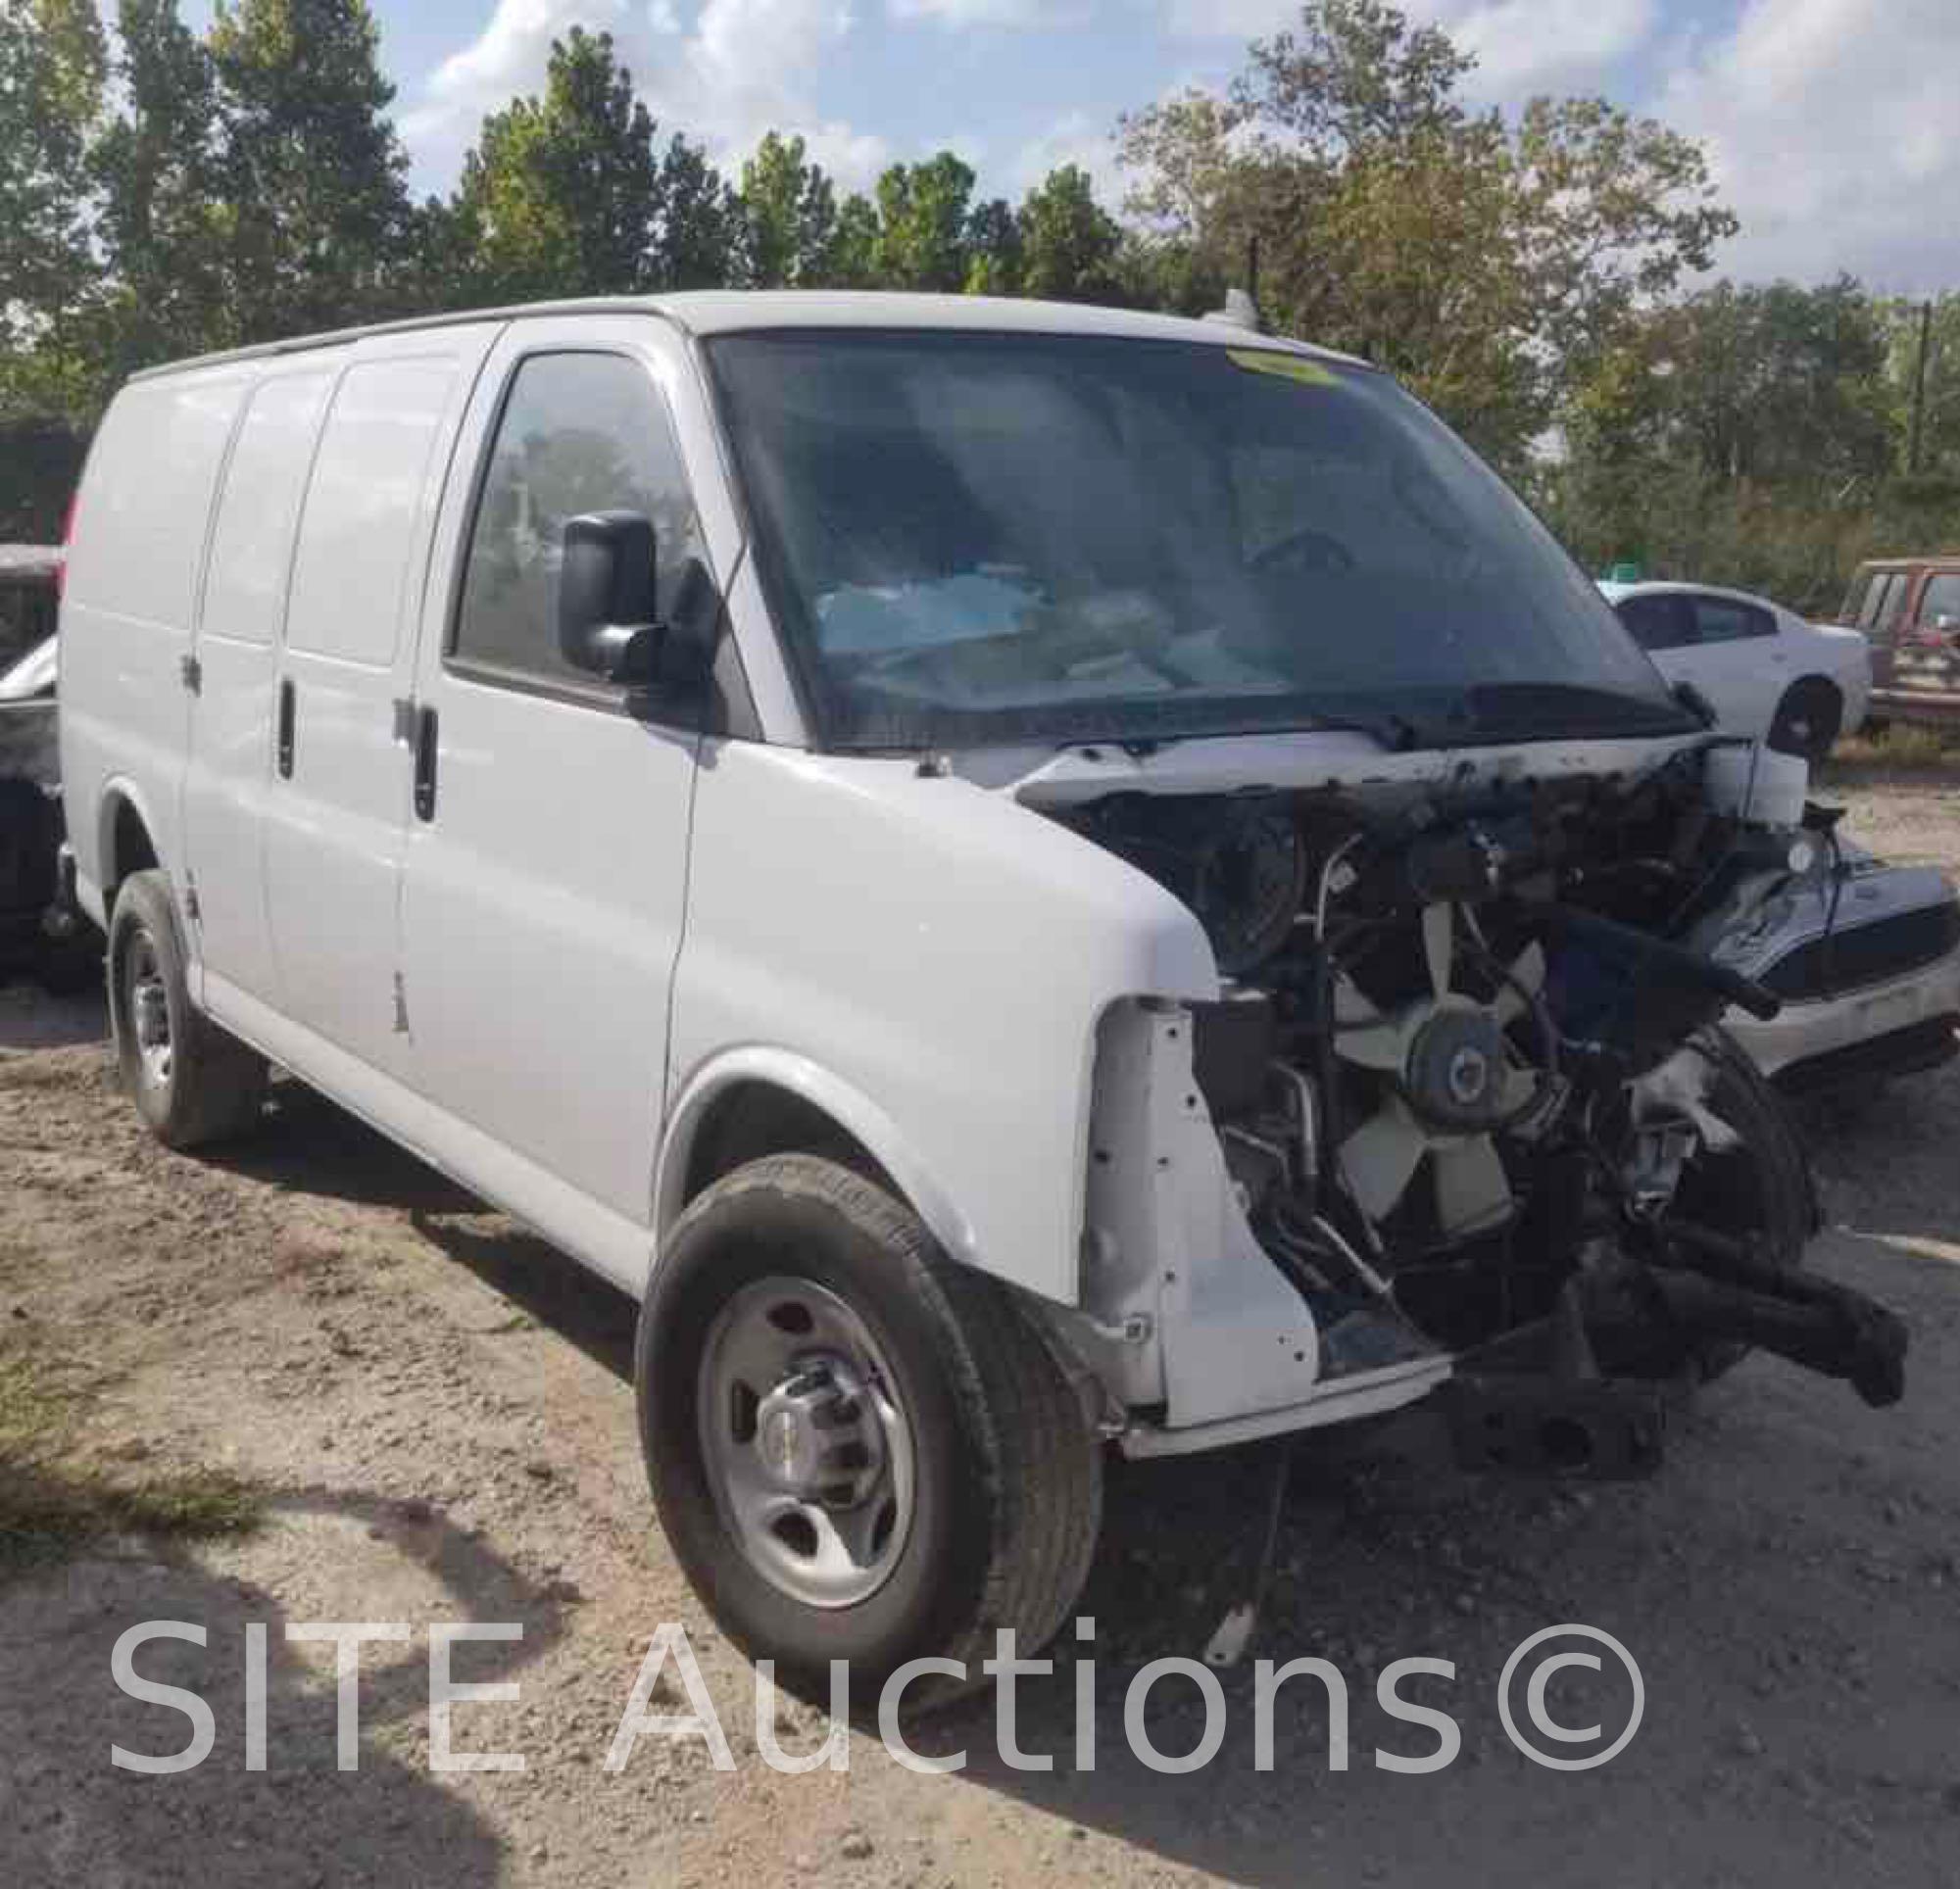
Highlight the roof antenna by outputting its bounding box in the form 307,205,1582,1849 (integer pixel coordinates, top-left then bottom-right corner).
1203,234,1264,333
1202,287,1262,333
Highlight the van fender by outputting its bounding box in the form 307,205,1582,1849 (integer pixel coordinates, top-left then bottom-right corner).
94,773,172,908
653,1045,982,1278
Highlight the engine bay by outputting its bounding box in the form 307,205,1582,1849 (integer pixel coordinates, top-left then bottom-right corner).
1052,745,1908,1448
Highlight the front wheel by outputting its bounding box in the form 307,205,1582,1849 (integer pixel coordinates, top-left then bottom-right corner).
637,1154,1102,1701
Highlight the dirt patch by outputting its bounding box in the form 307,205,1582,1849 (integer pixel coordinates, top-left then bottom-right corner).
4,778,1960,1887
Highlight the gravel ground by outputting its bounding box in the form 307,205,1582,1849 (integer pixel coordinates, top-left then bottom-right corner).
3,767,1959,1889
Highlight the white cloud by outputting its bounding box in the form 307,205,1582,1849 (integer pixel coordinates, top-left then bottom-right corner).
1161,0,1297,36
1162,0,1657,97
397,0,888,196
1448,0,1657,91
1004,110,1126,203
888,0,1053,22
1654,0,1960,288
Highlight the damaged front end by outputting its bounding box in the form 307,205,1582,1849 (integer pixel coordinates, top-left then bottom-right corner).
1057,740,1908,1474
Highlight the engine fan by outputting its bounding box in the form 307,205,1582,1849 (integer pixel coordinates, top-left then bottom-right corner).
1334,902,1547,1239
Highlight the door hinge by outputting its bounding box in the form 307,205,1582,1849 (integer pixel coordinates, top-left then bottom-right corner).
392,971,411,1036
178,653,203,695
182,875,201,924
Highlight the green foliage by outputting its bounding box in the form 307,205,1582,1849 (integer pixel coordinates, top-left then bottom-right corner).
207,0,414,340
1118,0,1736,470
874,152,977,292
651,131,740,291
1017,166,1124,303
963,197,1022,297
453,27,661,304
737,131,838,288
0,0,108,386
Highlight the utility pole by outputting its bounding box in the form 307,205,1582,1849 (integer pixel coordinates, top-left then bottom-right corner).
1909,298,1933,474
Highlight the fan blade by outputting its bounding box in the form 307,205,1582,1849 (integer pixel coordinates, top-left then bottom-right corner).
1422,901,1452,999
1499,1060,1541,1114
1333,975,1381,1026
1493,942,1546,1025
1432,1135,1513,1235
1337,1023,1404,1071
1340,1101,1427,1222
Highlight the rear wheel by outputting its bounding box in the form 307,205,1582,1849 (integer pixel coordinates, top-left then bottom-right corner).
638,1153,1102,1703
107,869,267,1147
1767,677,1842,762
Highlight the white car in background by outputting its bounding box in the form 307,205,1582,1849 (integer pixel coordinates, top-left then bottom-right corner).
1599,580,1870,761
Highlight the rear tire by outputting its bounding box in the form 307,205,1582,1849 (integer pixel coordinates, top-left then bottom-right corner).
1768,678,1842,762
107,869,267,1148
638,1153,1102,1704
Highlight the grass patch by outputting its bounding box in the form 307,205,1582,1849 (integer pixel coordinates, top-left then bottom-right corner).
1828,722,1960,775
0,1333,258,1573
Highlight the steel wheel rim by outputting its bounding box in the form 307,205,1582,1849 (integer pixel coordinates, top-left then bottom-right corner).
124,929,172,1093
697,1275,914,1609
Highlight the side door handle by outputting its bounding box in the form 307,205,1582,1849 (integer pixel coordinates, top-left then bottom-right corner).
276,678,296,778
413,705,439,822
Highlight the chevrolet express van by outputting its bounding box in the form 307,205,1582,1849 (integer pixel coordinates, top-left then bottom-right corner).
59,295,1905,1692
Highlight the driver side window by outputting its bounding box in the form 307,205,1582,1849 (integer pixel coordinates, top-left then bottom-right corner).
454,352,706,692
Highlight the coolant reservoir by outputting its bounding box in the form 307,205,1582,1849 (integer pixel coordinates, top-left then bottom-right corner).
1704,743,1809,828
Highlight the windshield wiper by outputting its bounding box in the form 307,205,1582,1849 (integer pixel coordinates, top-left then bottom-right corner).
1464,681,1698,739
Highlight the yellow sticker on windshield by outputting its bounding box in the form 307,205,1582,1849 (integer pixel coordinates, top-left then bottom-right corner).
1228,348,1338,388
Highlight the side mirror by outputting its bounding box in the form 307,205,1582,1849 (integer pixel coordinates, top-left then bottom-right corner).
557,511,716,693
559,511,659,684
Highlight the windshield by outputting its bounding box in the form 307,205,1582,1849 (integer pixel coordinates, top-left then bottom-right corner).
708,330,1690,751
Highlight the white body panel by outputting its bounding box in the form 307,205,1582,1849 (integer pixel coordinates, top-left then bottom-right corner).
60,367,253,904
183,366,336,1001
668,740,1216,1306
261,329,498,1077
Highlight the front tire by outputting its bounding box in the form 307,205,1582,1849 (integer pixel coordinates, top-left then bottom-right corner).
107,869,267,1148
638,1153,1102,1701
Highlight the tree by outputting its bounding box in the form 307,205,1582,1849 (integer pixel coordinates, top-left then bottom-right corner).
207,0,415,339
736,131,838,288
962,197,1021,296
873,153,976,292
453,27,660,304
1116,0,1736,470
0,0,108,384
826,193,883,289
87,0,231,375
650,132,739,290
1016,166,1123,304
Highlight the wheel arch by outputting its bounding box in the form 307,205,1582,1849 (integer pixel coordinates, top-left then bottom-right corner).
96,777,166,914
655,1049,982,1279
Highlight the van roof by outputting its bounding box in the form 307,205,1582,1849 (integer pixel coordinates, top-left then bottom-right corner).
125,291,1369,384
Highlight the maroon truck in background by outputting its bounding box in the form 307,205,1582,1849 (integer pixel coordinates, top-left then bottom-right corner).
1840,557,1960,723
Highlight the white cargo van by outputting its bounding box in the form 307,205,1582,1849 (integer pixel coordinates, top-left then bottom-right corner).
60,294,1906,1695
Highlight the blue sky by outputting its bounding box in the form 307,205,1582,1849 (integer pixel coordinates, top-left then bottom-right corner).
291,0,1960,290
